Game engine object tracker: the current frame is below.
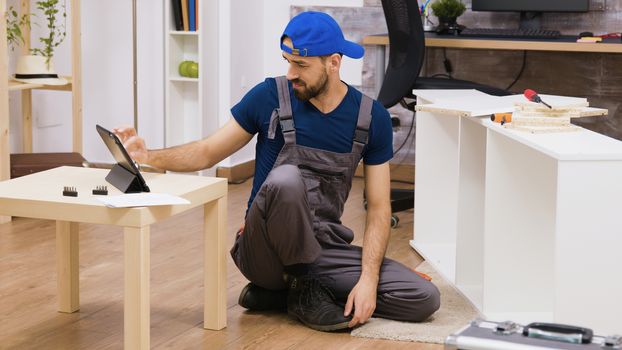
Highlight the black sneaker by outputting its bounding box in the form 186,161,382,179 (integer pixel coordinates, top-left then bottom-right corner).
287,276,352,331
238,283,288,311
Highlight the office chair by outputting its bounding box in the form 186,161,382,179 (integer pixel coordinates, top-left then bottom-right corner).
379,0,510,227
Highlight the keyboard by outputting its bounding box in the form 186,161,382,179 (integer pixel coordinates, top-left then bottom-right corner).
459,28,561,39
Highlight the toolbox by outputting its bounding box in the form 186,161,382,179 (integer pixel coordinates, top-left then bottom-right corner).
445,319,621,350
10,153,86,178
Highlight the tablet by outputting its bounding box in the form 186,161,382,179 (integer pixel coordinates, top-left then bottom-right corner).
96,124,150,192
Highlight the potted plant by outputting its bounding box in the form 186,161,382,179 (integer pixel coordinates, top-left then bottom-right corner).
5,6,31,51
8,0,68,86
431,0,466,35
30,0,67,68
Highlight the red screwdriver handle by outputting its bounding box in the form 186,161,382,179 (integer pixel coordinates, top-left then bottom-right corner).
524,89,541,102
524,88,552,109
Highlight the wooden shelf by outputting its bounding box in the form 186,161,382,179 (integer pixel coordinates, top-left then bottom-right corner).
169,76,198,82
169,30,198,36
8,76,73,92
362,33,622,53
1,0,82,221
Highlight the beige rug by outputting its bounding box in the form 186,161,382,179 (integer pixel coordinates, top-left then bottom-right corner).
351,261,482,344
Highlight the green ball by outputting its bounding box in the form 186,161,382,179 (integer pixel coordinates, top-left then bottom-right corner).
187,62,199,78
178,60,192,77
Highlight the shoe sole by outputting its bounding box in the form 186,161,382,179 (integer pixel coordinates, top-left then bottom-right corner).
239,284,288,311
288,311,351,332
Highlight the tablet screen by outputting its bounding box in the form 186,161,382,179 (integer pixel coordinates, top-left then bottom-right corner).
96,124,139,175
96,124,150,193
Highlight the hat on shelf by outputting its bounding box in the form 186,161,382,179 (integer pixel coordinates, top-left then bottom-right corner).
13,55,68,86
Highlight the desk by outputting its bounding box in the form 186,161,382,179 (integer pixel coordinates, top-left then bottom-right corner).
0,167,228,349
411,90,622,335
362,33,622,95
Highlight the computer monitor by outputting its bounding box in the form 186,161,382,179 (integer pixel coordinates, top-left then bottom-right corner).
471,0,589,30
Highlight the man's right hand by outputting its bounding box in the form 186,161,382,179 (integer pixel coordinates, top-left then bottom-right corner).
113,125,149,164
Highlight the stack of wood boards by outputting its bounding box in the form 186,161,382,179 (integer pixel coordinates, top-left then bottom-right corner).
507,96,605,133
413,91,608,134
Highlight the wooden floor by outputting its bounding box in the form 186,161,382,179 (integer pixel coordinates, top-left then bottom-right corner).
0,177,442,350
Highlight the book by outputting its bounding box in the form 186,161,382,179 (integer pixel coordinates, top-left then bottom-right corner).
171,0,183,31
188,0,196,31
181,0,189,31
195,0,198,30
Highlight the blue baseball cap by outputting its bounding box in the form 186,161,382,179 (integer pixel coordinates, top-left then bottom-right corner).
280,11,364,59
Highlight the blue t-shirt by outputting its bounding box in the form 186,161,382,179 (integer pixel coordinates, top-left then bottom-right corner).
231,77,393,210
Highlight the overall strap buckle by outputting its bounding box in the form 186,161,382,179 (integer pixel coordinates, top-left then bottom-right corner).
275,76,296,144
353,127,368,145
279,116,295,133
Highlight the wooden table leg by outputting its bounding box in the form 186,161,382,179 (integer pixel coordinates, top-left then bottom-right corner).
56,221,80,312
124,226,150,350
204,195,227,330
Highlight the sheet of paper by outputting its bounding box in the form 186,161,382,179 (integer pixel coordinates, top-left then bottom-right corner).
96,193,190,208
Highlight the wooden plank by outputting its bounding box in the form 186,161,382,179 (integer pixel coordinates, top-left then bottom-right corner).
0,166,227,227
215,159,255,183
19,0,32,154
56,221,80,312
426,37,622,54
71,0,82,154
124,225,150,350
579,107,608,118
362,34,622,54
203,195,227,330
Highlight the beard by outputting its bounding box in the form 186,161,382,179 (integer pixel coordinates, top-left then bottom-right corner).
291,71,329,101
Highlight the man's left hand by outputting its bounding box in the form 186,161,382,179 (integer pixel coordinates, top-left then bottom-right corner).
344,276,378,327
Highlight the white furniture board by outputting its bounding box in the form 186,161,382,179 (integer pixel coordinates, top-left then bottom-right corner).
486,119,622,160
411,89,622,335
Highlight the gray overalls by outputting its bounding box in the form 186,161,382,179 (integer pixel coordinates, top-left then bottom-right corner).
231,76,440,322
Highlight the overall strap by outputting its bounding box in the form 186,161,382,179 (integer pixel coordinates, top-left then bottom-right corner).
351,94,373,154
275,76,296,145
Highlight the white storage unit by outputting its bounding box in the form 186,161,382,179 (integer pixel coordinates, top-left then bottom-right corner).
411,90,622,335
163,0,221,149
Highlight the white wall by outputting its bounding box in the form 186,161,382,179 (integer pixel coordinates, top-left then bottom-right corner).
82,0,133,163
82,0,164,163
226,0,264,167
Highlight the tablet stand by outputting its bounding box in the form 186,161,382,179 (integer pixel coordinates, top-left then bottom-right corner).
105,163,147,193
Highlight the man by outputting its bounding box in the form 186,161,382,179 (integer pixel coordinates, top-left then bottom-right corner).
115,11,440,332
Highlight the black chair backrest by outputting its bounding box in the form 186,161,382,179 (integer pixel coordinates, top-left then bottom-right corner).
377,0,426,109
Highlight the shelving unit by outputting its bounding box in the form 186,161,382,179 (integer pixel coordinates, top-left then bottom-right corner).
164,0,220,158
165,29,200,145
0,0,82,223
